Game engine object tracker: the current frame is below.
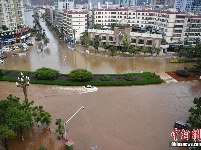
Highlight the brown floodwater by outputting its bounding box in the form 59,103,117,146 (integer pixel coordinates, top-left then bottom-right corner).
0,11,195,74
0,81,201,150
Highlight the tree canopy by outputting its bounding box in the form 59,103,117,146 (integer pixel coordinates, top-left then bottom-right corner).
0,94,51,150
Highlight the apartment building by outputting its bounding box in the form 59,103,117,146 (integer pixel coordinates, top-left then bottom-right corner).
0,0,26,31
151,0,175,6
88,25,163,48
184,15,201,46
54,0,74,11
63,10,87,42
14,0,26,26
174,0,201,12
0,0,16,31
93,8,186,43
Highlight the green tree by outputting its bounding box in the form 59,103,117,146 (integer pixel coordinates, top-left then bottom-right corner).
69,69,93,82
129,46,137,56
122,38,131,54
6,104,32,140
32,106,52,126
187,97,201,128
2,25,8,31
83,35,90,46
109,46,117,57
102,42,110,50
93,36,100,54
91,24,101,29
141,47,149,55
80,32,90,46
0,125,16,150
174,45,180,52
55,119,64,138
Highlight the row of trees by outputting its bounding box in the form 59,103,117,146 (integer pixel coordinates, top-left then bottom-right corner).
174,44,201,76
80,32,160,57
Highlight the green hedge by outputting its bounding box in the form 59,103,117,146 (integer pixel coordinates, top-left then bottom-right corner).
0,69,162,86
170,59,197,63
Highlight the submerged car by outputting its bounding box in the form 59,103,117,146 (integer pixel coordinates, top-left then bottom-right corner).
173,121,189,130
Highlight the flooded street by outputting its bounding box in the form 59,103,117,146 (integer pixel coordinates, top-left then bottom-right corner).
0,11,194,74
0,81,201,150
0,11,201,150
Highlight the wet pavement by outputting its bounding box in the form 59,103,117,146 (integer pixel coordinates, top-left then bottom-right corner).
0,81,201,150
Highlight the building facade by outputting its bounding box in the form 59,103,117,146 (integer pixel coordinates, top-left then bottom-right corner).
184,15,201,46
151,0,175,6
54,0,74,11
0,0,26,31
174,0,201,12
63,11,87,42
92,8,186,43
88,25,163,48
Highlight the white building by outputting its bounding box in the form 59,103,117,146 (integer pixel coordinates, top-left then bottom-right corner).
184,15,201,46
63,11,87,42
174,0,192,12
174,0,201,12
54,0,74,11
93,8,186,44
151,0,175,6
0,0,26,31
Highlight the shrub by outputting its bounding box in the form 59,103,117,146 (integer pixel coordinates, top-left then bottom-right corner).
124,73,134,81
69,69,93,82
176,70,190,77
35,67,59,80
101,75,110,81
0,69,8,76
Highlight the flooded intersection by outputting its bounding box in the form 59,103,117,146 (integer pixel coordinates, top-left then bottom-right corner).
0,81,201,150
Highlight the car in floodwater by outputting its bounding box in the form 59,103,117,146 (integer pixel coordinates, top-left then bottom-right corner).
84,85,98,91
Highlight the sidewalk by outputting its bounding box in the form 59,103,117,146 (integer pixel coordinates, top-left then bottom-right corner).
156,72,178,83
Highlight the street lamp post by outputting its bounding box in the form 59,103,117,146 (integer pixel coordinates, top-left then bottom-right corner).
63,106,84,140
16,72,30,102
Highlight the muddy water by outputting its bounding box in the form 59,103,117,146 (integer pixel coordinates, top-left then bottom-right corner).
0,11,194,74
0,81,201,150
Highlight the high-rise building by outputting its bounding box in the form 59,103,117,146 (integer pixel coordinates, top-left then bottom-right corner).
63,11,87,42
55,0,74,11
30,0,54,6
151,0,175,6
0,0,26,30
174,0,201,12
